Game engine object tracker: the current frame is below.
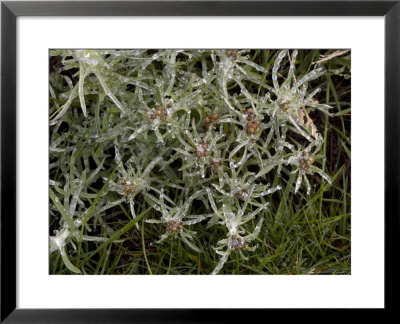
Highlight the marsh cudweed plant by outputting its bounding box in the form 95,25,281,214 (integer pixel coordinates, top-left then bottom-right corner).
50,49,351,275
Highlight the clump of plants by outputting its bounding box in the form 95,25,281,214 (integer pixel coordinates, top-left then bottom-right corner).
49,49,351,275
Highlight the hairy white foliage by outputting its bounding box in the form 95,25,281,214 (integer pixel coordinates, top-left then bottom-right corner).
49,49,339,274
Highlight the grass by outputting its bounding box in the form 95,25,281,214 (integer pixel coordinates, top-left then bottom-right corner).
49,49,351,275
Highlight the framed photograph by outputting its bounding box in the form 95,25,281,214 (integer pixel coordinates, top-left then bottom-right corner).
1,0,398,321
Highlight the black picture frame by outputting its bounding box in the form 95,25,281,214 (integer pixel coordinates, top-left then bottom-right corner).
1,0,398,322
